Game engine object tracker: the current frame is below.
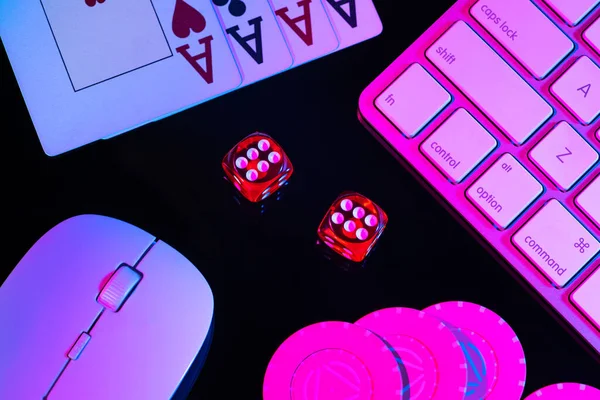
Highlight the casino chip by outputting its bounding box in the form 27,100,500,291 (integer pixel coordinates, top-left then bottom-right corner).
356,307,468,400
523,383,600,399
263,321,404,400
423,301,527,400
448,328,497,399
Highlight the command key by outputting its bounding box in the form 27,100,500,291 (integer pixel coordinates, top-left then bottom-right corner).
512,199,600,287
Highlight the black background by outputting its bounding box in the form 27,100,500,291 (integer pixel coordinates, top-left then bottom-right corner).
2,0,600,398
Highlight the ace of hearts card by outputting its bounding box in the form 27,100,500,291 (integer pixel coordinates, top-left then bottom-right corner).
0,0,242,155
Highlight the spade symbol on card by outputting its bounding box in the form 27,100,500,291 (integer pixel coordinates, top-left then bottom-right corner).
172,0,207,39
213,0,246,17
85,0,105,7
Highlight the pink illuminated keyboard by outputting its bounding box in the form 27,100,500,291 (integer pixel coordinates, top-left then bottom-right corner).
359,0,600,356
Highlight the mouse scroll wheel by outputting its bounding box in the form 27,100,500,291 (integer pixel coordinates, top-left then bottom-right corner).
97,265,143,312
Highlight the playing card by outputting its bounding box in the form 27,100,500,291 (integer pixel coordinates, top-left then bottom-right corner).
41,0,173,91
321,0,382,49
211,0,293,86
269,0,339,65
1,0,241,155
153,0,242,90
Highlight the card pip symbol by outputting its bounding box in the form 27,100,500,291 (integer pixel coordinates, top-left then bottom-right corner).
85,0,106,7
213,0,247,17
172,0,207,39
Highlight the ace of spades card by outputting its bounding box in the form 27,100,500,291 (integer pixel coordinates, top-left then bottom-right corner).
322,0,382,49
212,0,293,86
0,0,241,155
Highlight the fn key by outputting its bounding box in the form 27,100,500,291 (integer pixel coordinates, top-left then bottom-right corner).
376,63,451,138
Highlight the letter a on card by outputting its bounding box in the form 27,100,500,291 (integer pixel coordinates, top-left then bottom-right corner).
270,0,339,65
322,0,382,50
212,0,293,86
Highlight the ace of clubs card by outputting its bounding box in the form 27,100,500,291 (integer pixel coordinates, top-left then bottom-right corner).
212,0,294,86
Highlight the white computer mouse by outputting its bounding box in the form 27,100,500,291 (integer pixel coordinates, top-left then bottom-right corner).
0,215,214,399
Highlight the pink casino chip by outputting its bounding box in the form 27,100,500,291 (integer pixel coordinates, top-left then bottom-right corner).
356,307,468,400
423,301,527,400
263,321,403,400
524,383,600,399
446,328,497,399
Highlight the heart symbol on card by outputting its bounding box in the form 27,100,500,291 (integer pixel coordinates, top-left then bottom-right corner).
85,0,105,7
172,0,207,39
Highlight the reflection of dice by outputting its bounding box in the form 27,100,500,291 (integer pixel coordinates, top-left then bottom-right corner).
317,192,388,262
222,132,293,202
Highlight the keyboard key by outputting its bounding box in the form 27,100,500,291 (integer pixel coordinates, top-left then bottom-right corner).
375,64,451,138
427,21,552,145
530,122,599,190
421,108,497,183
576,175,600,227
467,153,543,229
544,0,600,26
571,267,600,330
584,16,600,55
551,56,600,124
471,0,573,79
513,199,600,287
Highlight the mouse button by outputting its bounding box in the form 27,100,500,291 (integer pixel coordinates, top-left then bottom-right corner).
68,332,91,360
97,264,142,312
48,241,213,400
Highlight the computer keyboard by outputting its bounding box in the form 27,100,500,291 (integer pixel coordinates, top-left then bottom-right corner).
359,0,600,355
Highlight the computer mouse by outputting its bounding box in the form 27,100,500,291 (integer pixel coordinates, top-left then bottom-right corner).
0,215,214,399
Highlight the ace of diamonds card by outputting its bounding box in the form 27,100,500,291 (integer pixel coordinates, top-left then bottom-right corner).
0,0,242,155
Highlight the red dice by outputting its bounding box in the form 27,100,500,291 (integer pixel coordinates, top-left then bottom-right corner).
222,132,293,202
317,192,388,262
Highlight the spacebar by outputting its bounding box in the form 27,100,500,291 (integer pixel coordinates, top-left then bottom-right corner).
426,21,552,145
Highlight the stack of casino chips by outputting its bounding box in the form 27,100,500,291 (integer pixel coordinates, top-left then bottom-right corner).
263,300,598,400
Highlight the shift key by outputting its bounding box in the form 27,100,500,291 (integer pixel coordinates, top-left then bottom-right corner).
471,0,573,79
467,154,543,229
426,21,553,145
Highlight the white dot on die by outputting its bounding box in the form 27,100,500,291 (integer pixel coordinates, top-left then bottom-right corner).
341,199,353,211
246,169,258,181
257,160,269,172
258,139,270,151
268,151,281,164
344,220,356,232
365,214,378,227
353,207,365,219
331,212,344,224
356,228,369,241
247,148,259,160
235,157,248,169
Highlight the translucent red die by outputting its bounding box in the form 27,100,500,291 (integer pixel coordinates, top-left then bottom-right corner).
317,192,388,262
222,132,293,202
